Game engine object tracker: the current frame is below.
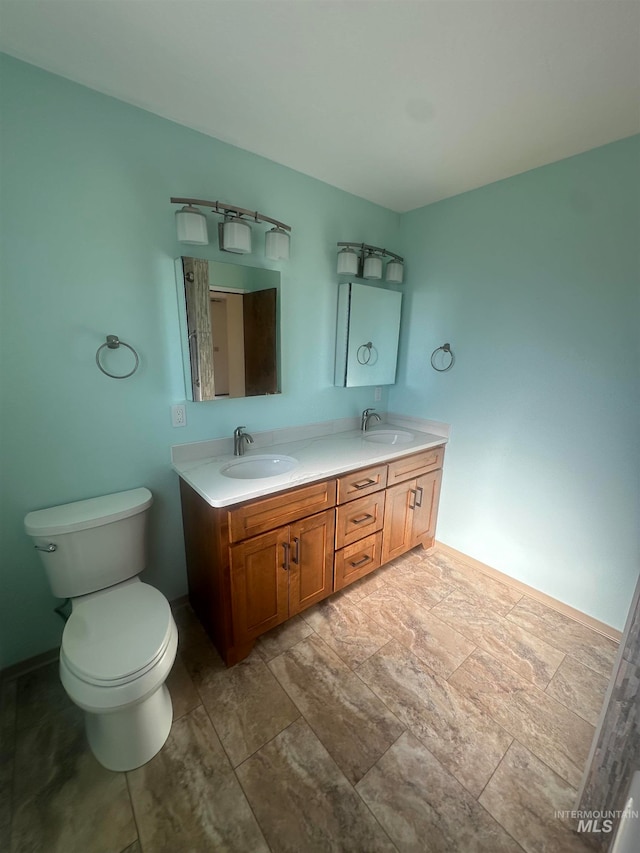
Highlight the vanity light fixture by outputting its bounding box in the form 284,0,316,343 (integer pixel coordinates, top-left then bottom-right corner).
175,205,209,245
222,216,252,254
171,197,292,260
336,242,404,283
363,252,383,280
265,226,290,261
337,246,359,276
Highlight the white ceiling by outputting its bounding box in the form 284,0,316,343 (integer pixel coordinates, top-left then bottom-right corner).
1,0,639,212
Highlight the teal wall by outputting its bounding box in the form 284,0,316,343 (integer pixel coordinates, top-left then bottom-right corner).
390,136,640,630
0,55,399,668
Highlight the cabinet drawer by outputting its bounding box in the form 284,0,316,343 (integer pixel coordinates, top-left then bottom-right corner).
228,479,337,543
387,446,445,486
335,491,385,549
334,531,383,591
336,464,387,504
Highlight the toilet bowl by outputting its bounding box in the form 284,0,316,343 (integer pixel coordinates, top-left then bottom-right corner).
24,488,177,771
60,579,178,771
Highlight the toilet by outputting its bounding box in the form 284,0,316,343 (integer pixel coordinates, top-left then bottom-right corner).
24,488,178,772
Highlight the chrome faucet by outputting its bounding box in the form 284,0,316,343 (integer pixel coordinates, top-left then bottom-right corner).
361,408,382,432
233,426,254,456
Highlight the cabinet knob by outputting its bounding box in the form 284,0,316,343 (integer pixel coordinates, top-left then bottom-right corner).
281,542,290,571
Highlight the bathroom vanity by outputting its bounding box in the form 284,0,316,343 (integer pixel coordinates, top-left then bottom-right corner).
175,428,445,665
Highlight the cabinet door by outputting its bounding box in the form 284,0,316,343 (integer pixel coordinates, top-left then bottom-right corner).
289,510,335,616
230,527,290,643
410,469,443,548
381,479,417,563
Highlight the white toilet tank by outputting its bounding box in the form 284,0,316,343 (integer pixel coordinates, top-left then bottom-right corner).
24,488,153,598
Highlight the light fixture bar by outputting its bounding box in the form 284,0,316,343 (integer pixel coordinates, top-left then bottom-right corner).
171,197,291,233
337,241,403,263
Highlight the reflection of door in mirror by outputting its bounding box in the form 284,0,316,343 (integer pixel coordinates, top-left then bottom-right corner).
209,293,245,397
177,257,280,401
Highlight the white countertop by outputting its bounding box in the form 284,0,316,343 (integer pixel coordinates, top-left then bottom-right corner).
173,426,447,508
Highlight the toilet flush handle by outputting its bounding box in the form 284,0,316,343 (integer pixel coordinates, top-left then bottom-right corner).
34,543,57,552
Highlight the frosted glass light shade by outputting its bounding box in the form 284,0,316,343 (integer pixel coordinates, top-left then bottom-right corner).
176,206,208,245
363,254,382,280
385,259,404,283
265,227,290,260
223,217,252,254
337,247,358,275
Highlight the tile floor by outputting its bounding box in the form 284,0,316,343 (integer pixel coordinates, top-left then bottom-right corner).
1,546,618,853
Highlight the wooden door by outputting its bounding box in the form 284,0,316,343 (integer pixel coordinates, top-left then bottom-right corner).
230,527,290,643
289,510,335,616
381,479,417,563
243,288,277,396
410,470,443,548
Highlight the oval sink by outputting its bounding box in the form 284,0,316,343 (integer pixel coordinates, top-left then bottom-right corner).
221,455,299,480
363,429,414,445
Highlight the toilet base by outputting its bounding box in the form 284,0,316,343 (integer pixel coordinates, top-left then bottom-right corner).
85,683,173,771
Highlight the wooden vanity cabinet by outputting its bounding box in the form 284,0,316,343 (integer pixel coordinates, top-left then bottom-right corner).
230,508,335,643
179,477,336,665
179,443,445,665
381,447,444,564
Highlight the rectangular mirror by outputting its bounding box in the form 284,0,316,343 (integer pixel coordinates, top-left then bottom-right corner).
175,257,280,401
334,281,402,387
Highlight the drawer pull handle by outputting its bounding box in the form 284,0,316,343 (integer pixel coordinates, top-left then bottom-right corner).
292,537,300,565
416,486,424,507
350,554,372,568
282,542,290,571
409,488,417,510
353,478,376,490
351,513,374,525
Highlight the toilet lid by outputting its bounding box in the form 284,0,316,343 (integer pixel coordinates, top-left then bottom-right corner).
62,582,173,685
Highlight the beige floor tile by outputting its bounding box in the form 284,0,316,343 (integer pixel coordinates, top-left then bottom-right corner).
254,614,313,661
545,655,609,726
172,602,212,652
301,593,391,668
183,641,299,767
419,549,523,615
0,677,16,752
357,584,476,677
507,597,618,677
385,566,455,609
432,589,564,688
449,648,594,788
357,639,512,797
11,706,136,853
165,653,201,721
356,730,522,853
0,760,12,853
128,705,268,853
339,562,397,602
480,740,595,853
15,660,72,731
0,678,17,847
269,634,405,784
237,717,398,853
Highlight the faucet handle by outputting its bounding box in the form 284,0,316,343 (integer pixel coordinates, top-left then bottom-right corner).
234,425,246,435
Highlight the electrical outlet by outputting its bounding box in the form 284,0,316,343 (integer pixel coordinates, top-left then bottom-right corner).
374,386,382,402
171,404,187,428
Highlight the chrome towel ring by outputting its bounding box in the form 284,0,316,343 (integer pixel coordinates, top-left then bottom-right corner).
357,342,379,365
96,335,140,379
430,342,455,372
